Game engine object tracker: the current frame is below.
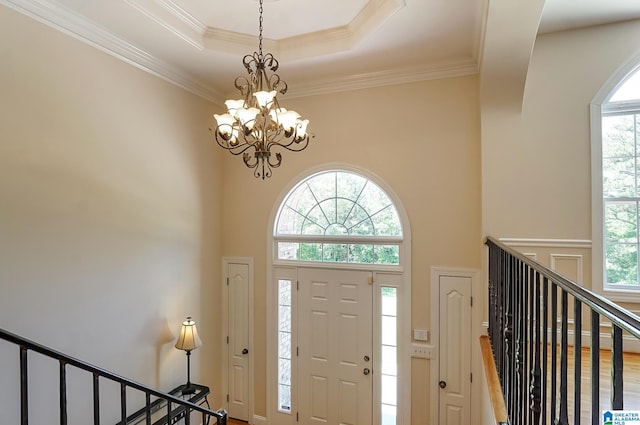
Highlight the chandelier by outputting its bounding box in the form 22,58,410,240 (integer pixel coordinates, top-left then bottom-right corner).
211,0,313,179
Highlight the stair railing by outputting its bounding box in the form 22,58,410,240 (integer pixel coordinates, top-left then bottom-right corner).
486,236,640,425
0,327,227,425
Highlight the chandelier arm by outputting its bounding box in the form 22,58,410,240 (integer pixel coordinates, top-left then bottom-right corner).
266,152,282,169
234,75,253,100
243,152,274,180
267,134,314,152
214,133,258,156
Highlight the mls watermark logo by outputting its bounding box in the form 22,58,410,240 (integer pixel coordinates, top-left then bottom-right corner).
604,411,640,424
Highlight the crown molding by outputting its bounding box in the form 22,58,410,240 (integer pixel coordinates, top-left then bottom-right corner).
123,0,206,50
2,0,479,103
1,0,223,103
284,60,479,99
203,0,404,62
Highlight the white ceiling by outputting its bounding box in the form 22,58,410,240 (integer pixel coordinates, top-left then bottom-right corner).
4,0,640,103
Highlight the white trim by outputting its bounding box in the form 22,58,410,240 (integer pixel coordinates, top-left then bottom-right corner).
221,257,254,423
499,238,592,249
272,259,403,273
591,100,606,297
430,267,481,425
275,234,403,243
1,0,479,104
251,415,267,425
0,0,223,103
550,254,584,285
266,163,412,425
284,61,479,99
591,52,640,301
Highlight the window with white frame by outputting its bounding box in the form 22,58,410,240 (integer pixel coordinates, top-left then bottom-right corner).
600,68,640,290
274,170,403,266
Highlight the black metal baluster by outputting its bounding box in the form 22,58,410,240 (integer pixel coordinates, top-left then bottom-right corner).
167,400,173,425
530,272,542,425
522,265,529,425
146,392,152,425
20,346,28,425
550,283,558,423
515,261,524,425
497,247,505,379
60,361,68,425
611,325,623,410
557,289,569,425
505,254,514,419
120,383,127,424
591,311,600,425
574,299,582,425
526,266,534,425
93,373,100,425
542,277,549,425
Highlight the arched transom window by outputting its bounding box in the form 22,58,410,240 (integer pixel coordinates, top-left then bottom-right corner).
274,170,403,265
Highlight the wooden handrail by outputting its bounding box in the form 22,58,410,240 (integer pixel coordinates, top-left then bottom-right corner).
480,336,509,425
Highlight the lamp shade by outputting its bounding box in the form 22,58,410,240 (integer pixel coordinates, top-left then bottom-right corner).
175,317,202,352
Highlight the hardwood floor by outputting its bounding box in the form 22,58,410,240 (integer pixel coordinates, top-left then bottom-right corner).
543,346,640,424
224,346,640,425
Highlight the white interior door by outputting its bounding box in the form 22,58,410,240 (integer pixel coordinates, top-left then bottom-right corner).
227,261,250,421
297,268,373,425
438,274,471,425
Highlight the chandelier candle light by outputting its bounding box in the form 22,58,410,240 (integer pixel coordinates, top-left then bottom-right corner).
211,0,313,179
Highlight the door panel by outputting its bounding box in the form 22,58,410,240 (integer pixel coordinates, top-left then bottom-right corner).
298,268,373,425
228,262,250,421
439,275,471,425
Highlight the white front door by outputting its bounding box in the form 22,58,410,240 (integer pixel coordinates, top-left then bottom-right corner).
297,268,373,425
227,261,250,421
438,274,471,425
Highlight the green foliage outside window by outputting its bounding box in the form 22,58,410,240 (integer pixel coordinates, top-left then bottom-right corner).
276,171,403,266
603,113,640,286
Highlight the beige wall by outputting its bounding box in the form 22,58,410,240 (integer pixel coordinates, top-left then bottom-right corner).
483,19,640,241
220,76,482,421
0,5,223,423
0,4,483,422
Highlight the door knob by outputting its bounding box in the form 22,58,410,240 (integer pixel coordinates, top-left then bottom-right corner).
242,348,249,355
363,368,371,375
439,380,447,389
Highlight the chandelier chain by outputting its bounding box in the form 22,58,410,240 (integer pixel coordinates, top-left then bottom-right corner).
258,0,264,56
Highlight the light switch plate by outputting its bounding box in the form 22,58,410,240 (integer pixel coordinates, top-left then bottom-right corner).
411,343,434,359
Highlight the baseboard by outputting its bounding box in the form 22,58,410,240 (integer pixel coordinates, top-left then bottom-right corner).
252,414,267,425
